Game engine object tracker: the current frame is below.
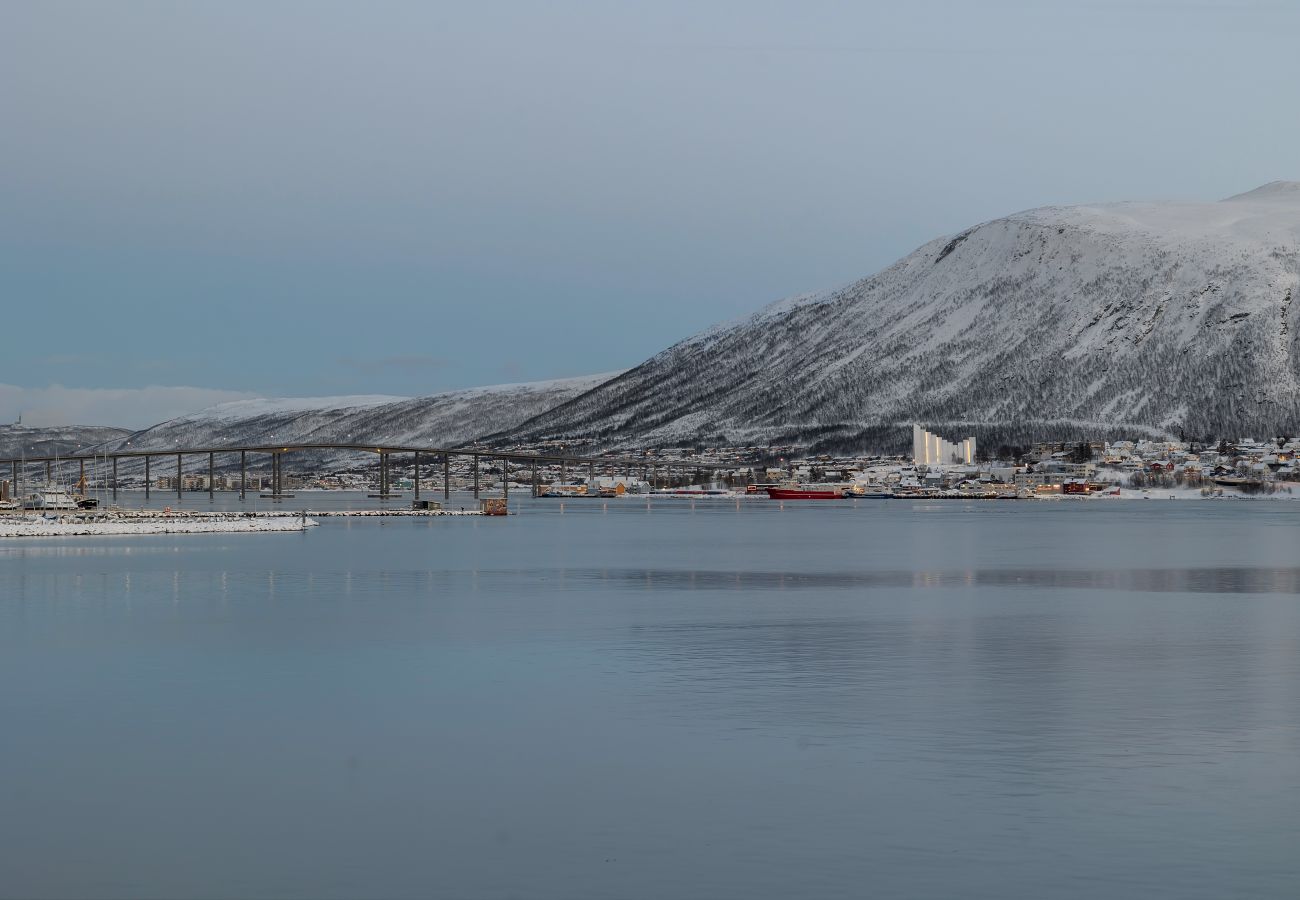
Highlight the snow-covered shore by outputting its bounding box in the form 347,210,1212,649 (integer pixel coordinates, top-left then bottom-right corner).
308,509,481,517
0,516,318,537
0,505,490,538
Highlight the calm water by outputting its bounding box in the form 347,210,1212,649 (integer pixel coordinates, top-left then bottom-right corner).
2,497,1298,899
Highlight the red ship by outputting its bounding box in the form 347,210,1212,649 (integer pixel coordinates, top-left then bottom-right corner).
766,487,845,500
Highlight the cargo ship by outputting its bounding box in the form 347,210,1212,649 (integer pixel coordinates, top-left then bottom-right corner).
765,486,846,500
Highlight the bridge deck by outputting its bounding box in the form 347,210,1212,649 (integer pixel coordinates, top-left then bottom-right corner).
0,442,724,470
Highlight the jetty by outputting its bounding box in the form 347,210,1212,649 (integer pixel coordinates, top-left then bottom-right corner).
0,513,317,538
0,505,486,538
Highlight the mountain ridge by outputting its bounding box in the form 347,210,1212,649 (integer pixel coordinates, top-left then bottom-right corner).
0,425,133,461
498,182,1300,452
92,374,621,462
12,183,1300,458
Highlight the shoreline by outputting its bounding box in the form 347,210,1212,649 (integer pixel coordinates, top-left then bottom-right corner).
0,516,318,538
0,507,485,538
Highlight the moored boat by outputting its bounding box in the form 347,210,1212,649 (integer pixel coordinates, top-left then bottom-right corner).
766,486,845,500
22,484,80,511
1211,475,1265,489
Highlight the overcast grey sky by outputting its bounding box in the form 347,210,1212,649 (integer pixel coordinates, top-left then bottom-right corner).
3,0,1298,426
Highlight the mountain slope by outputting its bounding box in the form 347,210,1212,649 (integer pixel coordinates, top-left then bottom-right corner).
502,182,1300,451
0,425,132,461
100,374,619,457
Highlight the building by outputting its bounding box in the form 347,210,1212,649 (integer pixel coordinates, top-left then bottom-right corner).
912,424,976,466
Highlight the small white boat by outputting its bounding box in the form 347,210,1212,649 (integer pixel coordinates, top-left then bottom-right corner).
22,484,80,511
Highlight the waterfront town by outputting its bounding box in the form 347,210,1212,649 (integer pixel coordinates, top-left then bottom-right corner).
6,425,1298,505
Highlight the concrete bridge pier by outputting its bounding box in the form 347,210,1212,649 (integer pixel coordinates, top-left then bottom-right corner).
502,458,509,500
413,451,421,501
443,453,450,500
473,455,480,500
531,460,538,497
208,452,215,500
112,457,117,501
177,453,183,501
240,451,247,500
145,456,151,499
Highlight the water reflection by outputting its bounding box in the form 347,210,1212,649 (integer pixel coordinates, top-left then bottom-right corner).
0,544,174,559
7,565,1299,623
618,604,1300,782
2,508,1299,900
591,566,1300,595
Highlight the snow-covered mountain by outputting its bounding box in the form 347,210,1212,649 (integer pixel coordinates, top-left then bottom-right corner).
502,182,1300,452
99,374,619,458
0,425,132,461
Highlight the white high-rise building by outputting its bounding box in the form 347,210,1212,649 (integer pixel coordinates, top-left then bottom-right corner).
912,424,976,466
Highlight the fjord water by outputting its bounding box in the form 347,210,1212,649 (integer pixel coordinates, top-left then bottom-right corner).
2,498,1298,899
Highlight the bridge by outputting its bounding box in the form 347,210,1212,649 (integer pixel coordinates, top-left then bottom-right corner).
0,442,726,503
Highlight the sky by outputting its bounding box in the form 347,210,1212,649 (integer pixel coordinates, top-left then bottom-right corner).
3,0,1299,427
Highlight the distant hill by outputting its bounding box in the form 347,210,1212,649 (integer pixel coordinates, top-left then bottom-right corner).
94,374,620,463
500,182,1300,452
0,425,132,461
